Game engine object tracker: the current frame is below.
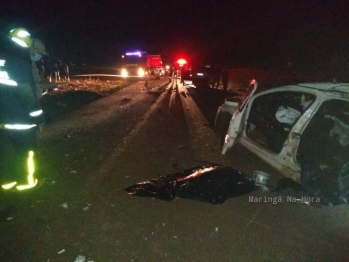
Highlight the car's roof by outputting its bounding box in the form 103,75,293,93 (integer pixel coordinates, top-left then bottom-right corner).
191,65,210,71
297,82,349,92
275,82,349,94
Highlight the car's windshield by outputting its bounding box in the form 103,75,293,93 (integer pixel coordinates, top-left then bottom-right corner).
193,66,209,72
122,56,146,65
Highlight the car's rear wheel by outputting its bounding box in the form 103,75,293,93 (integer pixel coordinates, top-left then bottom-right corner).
215,112,232,145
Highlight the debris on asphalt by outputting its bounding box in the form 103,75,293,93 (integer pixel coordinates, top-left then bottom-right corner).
83,203,91,211
0,206,17,222
253,170,271,192
124,165,259,204
122,97,131,102
74,255,85,262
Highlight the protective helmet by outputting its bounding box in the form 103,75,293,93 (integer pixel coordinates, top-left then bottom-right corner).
9,28,32,48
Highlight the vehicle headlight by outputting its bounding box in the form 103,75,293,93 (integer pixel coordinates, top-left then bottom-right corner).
121,68,128,77
138,68,145,77
0,59,17,86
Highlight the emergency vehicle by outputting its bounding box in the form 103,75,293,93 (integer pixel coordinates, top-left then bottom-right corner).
120,51,165,79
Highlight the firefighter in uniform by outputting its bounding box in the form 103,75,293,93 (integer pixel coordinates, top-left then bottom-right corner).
0,28,45,190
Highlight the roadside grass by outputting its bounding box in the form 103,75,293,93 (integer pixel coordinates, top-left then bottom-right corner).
52,78,126,95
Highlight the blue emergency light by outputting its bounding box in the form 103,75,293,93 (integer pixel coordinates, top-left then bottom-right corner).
125,51,146,57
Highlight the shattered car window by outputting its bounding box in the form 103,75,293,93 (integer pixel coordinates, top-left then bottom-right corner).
246,91,315,153
298,99,349,171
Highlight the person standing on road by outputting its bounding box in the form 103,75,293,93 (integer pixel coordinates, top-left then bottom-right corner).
172,66,178,82
0,28,45,190
9,27,55,98
169,66,174,83
211,65,221,88
37,58,45,79
222,67,229,93
180,66,185,84
60,62,69,81
53,62,60,82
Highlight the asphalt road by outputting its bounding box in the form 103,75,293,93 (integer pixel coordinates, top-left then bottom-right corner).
0,78,348,262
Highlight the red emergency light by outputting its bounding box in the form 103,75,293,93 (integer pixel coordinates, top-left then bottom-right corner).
176,58,187,67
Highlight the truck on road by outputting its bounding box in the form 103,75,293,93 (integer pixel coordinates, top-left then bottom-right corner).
120,51,165,80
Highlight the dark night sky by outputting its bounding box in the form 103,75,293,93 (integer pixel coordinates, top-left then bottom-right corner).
1,0,349,69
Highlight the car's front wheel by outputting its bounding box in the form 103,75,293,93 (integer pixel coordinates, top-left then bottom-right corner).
215,112,232,145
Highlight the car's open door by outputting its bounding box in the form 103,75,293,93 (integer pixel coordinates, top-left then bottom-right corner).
222,79,258,155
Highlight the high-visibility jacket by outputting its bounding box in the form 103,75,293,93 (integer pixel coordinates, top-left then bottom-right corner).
0,49,43,190
0,50,45,128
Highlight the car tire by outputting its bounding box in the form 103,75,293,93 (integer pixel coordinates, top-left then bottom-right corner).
216,112,232,145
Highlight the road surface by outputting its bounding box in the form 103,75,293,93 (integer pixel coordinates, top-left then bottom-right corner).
0,78,348,262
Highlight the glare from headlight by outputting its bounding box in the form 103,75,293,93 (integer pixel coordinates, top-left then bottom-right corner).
138,68,145,77
121,68,128,77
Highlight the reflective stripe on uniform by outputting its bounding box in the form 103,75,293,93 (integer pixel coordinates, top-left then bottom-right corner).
1,151,38,191
29,109,43,117
16,151,38,190
0,124,37,130
1,181,17,190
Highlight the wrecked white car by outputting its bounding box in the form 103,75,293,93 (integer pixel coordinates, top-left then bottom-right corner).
217,80,349,205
